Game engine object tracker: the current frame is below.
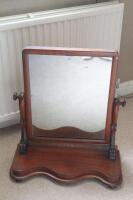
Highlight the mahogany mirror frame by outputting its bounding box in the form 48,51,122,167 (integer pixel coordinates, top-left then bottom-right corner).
23,47,118,144
10,47,126,188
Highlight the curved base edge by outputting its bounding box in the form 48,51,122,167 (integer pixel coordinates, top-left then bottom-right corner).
10,169,122,189
10,145,122,188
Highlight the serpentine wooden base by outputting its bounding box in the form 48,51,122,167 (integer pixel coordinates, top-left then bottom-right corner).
10,144,122,188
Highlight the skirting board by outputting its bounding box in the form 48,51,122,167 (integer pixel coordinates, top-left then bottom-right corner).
0,80,133,129
116,80,133,96
0,111,20,129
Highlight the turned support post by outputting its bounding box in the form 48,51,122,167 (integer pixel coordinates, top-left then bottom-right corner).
13,92,28,154
109,97,126,160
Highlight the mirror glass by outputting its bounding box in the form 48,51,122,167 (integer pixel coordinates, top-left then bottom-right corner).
29,54,112,139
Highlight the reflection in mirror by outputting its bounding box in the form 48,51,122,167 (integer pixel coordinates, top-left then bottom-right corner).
29,55,112,136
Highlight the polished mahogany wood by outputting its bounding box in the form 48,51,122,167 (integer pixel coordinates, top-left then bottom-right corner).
22,47,119,143
33,126,104,140
10,47,123,188
10,144,122,188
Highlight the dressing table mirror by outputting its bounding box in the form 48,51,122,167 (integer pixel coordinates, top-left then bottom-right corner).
10,47,126,188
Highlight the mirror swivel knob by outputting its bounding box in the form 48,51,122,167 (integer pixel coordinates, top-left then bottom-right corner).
13,92,24,101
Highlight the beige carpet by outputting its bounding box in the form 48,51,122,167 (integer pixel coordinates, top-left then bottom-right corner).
0,98,133,200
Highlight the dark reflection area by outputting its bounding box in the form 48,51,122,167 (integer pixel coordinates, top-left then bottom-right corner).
33,125,104,140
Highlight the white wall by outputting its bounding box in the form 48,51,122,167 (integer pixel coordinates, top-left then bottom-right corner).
118,0,133,82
